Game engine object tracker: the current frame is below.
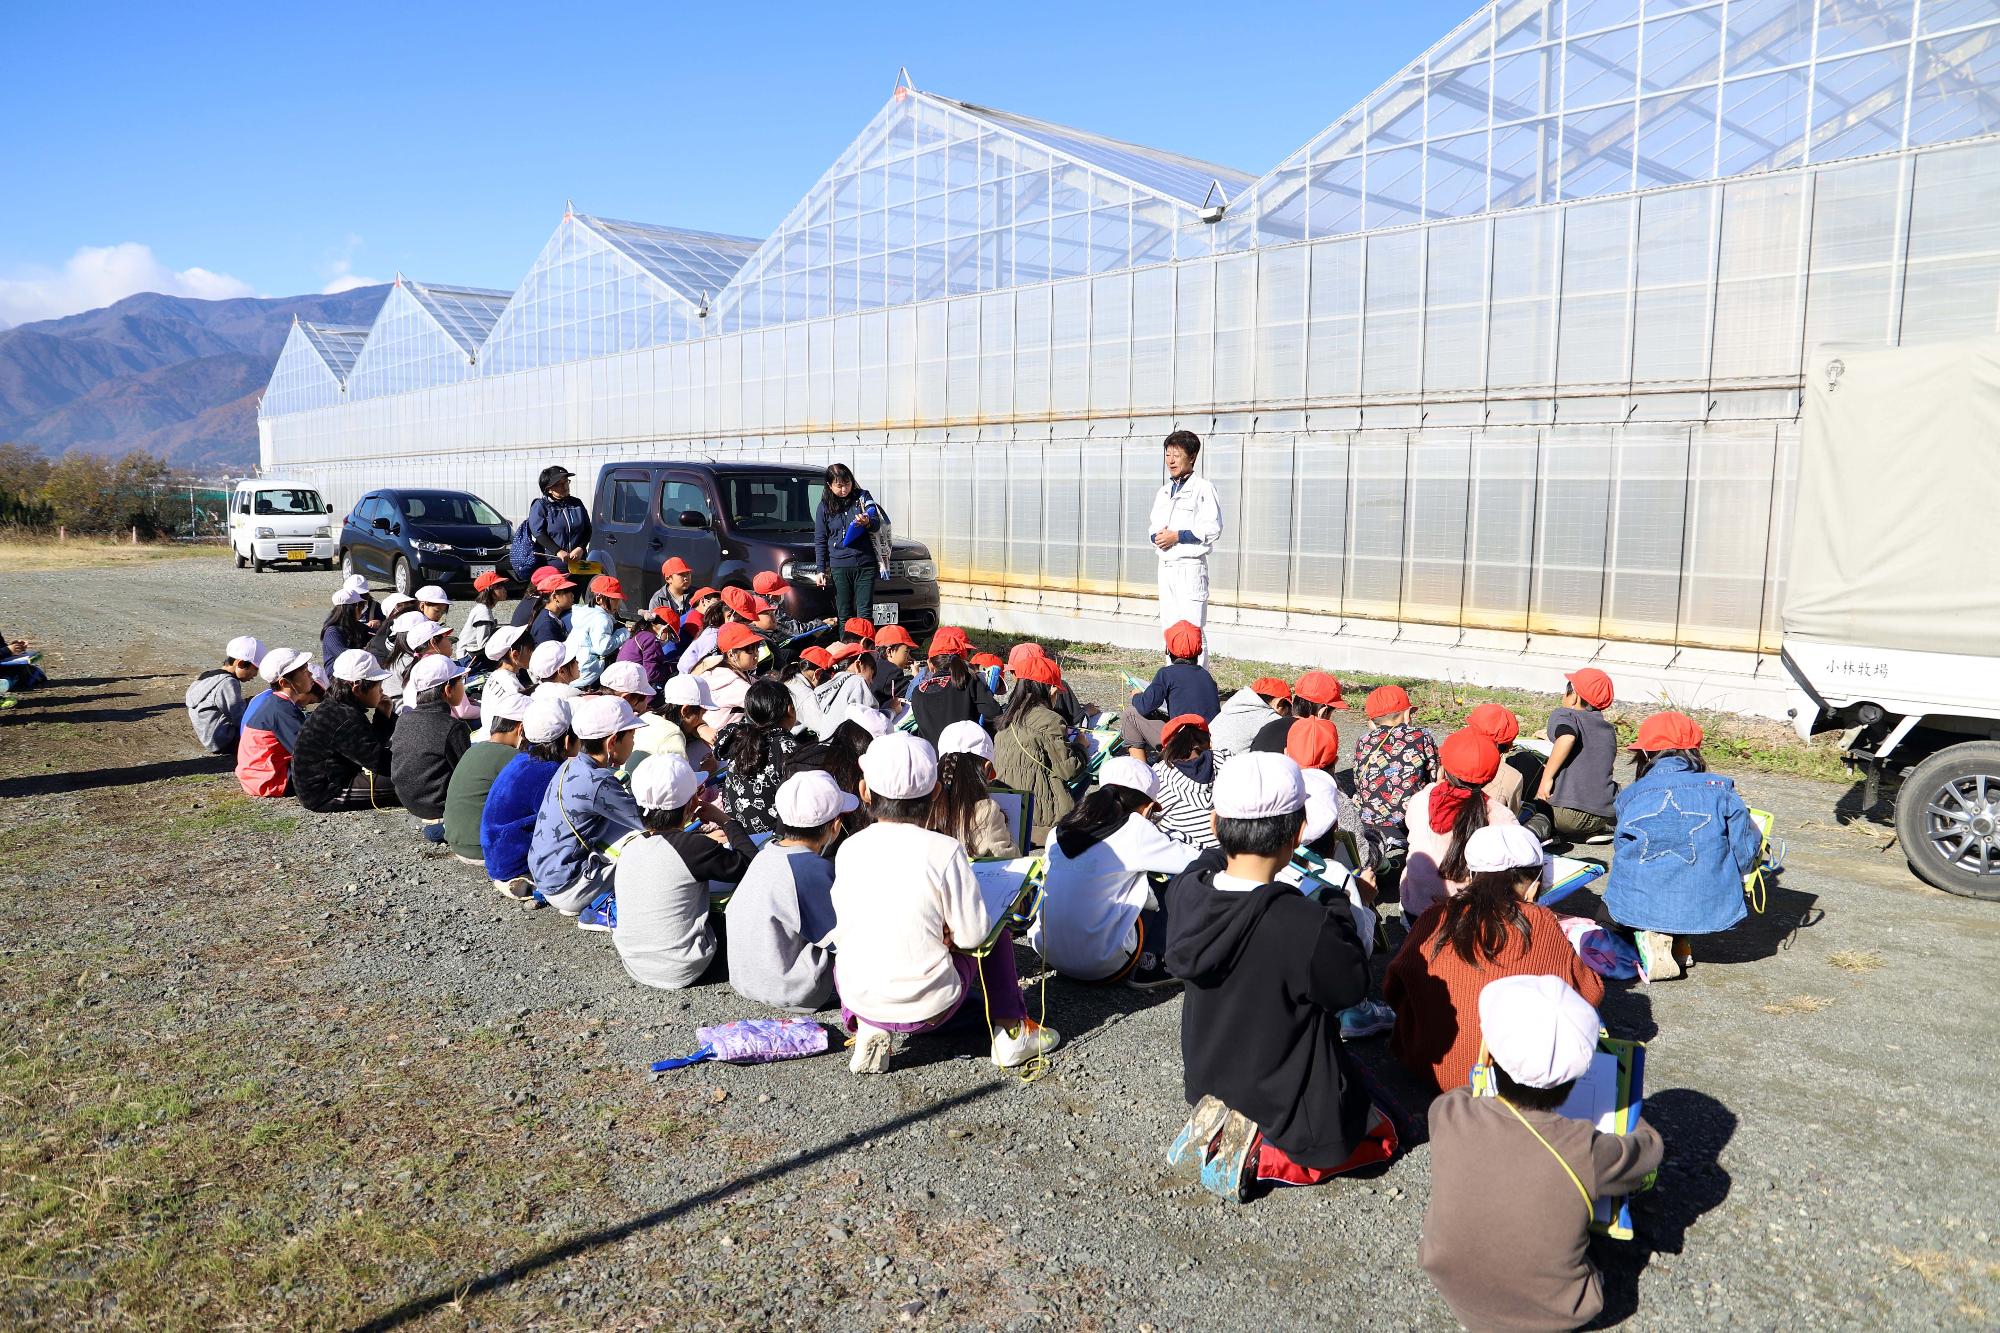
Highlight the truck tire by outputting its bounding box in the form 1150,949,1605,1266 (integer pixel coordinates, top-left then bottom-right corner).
234,547,247,570
1894,741,2000,900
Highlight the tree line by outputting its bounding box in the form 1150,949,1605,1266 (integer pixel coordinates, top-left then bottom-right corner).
0,443,207,537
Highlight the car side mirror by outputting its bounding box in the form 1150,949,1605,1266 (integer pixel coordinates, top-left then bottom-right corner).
370,516,390,531
677,510,710,529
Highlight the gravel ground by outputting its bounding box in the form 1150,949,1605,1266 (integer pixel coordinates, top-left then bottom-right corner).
2,556,1997,1330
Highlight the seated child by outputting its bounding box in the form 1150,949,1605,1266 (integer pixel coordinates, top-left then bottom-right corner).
443,688,531,867
1386,824,1604,1092
1030,756,1197,987
478,625,533,730
612,753,757,988
390,655,474,835
1419,975,1662,1331
716,680,803,835
480,694,572,900
565,574,630,688
869,625,921,709
727,770,854,1011
527,570,579,648
1464,702,1526,814
1251,671,1348,755
693,623,764,729
1537,668,1619,844
929,720,1021,859
1148,715,1219,850
528,640,582,699
1605,711,1766,981
650,556,694,616
1401,729,1520,919
909,643,1001,747
1161,753,1394,1199
814,643,878,732
614,606,679,690
1209,676,1292,765
831,733,1060,1074
0,621,45,694
654,674,718,768
1117,620,1220,757
186,634,265,754
528,696,646,920
458,571,508,662
236,647,315,797
292,650,399,813
992,663,1086,843
1352,684,1438,888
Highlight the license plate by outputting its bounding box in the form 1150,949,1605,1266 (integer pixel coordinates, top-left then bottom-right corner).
283,549,310,561
468,564,494,578
871,602,899,625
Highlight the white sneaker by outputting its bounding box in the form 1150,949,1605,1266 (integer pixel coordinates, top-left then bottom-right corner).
491,876,534,901
990,1019,1061,1068
848,1024,894,1075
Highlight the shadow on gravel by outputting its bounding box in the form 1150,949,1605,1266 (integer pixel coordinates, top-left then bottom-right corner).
26,700,179,726
0,753,230,798
1590,1087,1738,1328
345,1079,1005,1333
1696,874,1823,965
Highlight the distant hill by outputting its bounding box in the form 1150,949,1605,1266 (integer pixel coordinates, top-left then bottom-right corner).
0,285,390,473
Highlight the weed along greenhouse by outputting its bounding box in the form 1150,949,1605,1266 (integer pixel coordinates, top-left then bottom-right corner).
259,0,2000,713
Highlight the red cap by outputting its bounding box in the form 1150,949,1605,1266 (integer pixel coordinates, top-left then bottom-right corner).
1365,685,1411,719
693,586,719,604
589,574,626,602
473,570,508,594
1164,619,1203,659
842,617,877,641
874,625,917,649
1285,717,1341,771
752,570,790,598
647,606,682,636
927,629,970,659
1160,714,1211,746
970,652,1003,669
827,642,866,664
1566,667,1615,711
1294,671,1346,709
1251,676,1293,702
1464,702,1520,748
1006,643,1047,674
1013,655,1062,686
660,556,693,577
800,646,834,669
532,568,577,593
747,594,774,618
717,623,762,654
1438,728,1501,786
1630,710,1704,751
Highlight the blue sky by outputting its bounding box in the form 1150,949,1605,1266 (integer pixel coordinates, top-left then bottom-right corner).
0,1,1476,324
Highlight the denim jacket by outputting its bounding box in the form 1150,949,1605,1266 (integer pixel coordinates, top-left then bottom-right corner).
1603,756,1763,936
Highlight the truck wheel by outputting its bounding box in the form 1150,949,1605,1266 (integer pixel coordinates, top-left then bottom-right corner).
1895,741,2000,900
253,555,267,573
234,547,247,570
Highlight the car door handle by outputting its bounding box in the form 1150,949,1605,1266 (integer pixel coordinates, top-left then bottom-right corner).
648,536,663,548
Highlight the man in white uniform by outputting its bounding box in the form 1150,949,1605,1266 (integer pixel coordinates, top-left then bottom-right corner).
1146,429,1224,665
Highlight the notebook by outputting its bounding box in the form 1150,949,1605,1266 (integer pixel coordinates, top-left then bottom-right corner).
1540,855,1608,908
965,855,1045,955
987,789,1033,852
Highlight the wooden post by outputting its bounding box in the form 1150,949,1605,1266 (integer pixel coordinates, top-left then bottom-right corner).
58,526,66,542
131,525,139,545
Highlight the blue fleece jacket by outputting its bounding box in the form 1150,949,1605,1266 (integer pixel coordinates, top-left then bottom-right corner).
480,753,561,883
528,754,644,906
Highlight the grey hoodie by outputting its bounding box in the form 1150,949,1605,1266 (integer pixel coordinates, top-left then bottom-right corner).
185,669,245,755
1209,687,1280,765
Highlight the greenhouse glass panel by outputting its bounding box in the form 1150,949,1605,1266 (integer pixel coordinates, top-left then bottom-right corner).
1908,27,2000,145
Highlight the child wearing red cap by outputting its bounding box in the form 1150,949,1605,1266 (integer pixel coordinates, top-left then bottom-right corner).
614,606,680,691
870,624,921,710
909,641,1000,750
1605,711,1765,980
1353,685,1439,888
1148,715,1221,850
1400,729,1522,920
649,556,696,617
565,574,630,689
1463,702,1525,815
1211,677,1293,765
1250,671,1347,755
525,569,579,649
1118,620,1222,759
1537,668,1620,844
991,658,1085,841
459,570,509,661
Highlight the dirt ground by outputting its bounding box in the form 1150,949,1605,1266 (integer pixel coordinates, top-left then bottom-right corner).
2,556,1996,1331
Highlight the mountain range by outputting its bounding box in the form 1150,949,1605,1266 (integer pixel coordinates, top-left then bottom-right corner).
0,285,390,474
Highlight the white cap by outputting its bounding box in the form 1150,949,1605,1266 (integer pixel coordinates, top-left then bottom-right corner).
258,646,309,683
407,654,469,695
1300,767,1341,845
330,585,366,606
775,770,860,827
484,689,533,724
1465,823,1548,875
599,661,655,697
225,635,266,664
529,640,577,681
414,584,451,606
392,610,429,635
483,624,527,662
859,732,938,800
630,753,702,812
571,695,644,741
849,706,891,737
660,675,714,708
308,662,330,689
341,573,369,594
1212,752,1307,820
331,649,390,683
380,592,416,616
937,720,994,762
1478,975,1601,1090
406,620,453,650
1097,755,1159,800
522,693,572,744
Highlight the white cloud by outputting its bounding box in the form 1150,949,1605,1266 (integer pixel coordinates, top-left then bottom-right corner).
318,236,382,295
0,243,258,326
321,268,385,295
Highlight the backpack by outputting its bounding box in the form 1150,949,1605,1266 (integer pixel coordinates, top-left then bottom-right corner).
509,502,539,576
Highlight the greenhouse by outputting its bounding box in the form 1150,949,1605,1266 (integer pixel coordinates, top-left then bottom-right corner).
260,0,2000,710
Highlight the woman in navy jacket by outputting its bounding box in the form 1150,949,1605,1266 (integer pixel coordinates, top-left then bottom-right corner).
527,465,592,579
811,463,885,626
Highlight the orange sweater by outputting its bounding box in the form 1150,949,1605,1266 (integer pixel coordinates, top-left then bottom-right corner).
1384,901,1606,1093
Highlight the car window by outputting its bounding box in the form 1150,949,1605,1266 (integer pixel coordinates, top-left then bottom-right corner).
606,477,651,526
253,489,324,516
719,474,824,532
659,478,713,522
397,492,506,525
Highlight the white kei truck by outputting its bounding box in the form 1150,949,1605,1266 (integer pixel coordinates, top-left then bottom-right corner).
1782,337,2000,899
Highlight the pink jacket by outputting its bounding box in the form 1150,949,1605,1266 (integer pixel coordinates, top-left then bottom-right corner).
1399,784,1520,919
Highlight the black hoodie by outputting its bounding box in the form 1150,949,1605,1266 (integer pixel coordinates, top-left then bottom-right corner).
1162,856,1374,1168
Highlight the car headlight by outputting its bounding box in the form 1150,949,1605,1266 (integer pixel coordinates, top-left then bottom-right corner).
410,539,449,553
315,526,331,538
893,559,937,582
781,560,818,581
255,526,275,539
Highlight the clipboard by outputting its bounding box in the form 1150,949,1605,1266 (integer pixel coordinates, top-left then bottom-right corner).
962,855,1045,956
987,787,1033,852
1540,855,1608,908
1,651,42,668
1082,725,1124,776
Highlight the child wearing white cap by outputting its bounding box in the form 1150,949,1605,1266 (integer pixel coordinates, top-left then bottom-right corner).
1029,755,1199,988
829,733,1060,1075
442,687,531,867
653,674,719,770
727,771,856,1011
598,661,671,775
480,694,574,900
1385,823,1605,1094
323,583,375,665
477,624,533,731
390,655,474,833
414,585,451,622
292,650,401,812
185,635,266,755
363,593,417,664
235,648,316,797
528,696,649,918
610,753,758,983
1162,753,1392,1200
926,720,1019,860
1420,975,1662,1331
528,640,582,699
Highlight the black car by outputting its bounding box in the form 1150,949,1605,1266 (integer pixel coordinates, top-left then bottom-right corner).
587,461,941,634
338,488,514,595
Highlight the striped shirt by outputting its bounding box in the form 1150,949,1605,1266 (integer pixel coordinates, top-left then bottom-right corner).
1151,760,1219,850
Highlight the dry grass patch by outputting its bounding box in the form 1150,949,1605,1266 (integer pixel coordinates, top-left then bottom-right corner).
0,539,224,573
1760,994,1836,1016
1827,948,1885,973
